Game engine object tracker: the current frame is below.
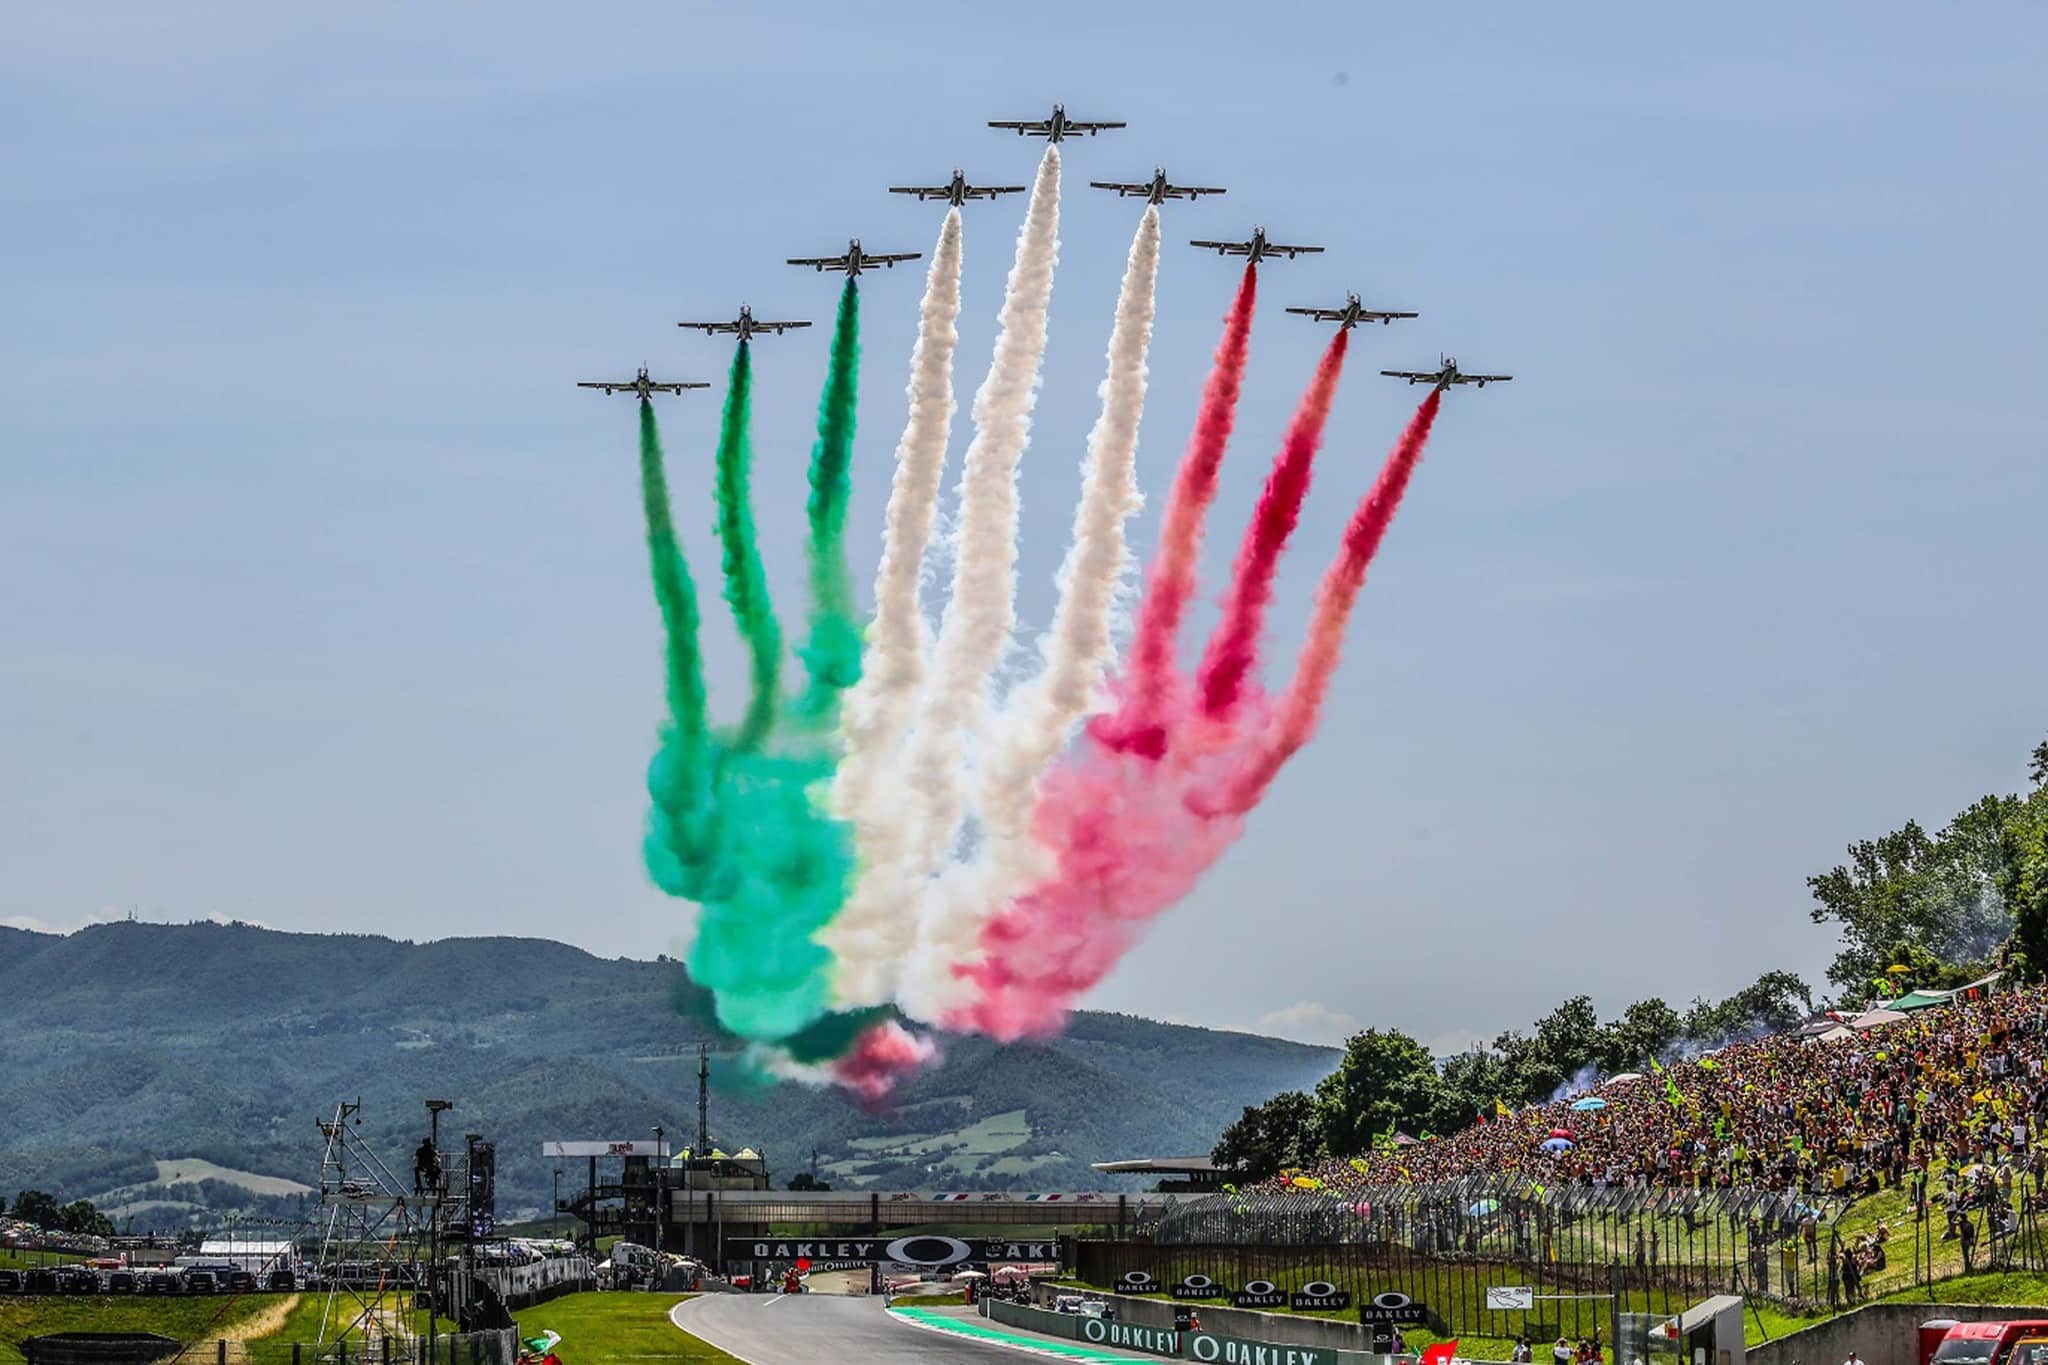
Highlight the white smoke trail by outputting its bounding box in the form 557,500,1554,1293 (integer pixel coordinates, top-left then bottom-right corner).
820,210,964,1009
832,146,1064,1011
898,206,1160,1023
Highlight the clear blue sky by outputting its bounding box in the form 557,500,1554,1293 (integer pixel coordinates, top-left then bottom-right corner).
4,2,2043,1052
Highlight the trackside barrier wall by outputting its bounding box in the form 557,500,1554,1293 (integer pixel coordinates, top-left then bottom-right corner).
986,1297,1390,1364
1748,1304,2048,1365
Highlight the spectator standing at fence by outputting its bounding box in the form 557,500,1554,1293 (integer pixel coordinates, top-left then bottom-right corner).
1513,1338,1533,1363
1553,1337,1574,1365
1960,1209,1979,1272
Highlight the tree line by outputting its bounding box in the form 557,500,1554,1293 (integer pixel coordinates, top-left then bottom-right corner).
4,1188,116,1238
1215,735,2048,1182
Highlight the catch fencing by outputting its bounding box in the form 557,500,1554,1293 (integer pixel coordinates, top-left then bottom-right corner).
1080,1177,1865,1341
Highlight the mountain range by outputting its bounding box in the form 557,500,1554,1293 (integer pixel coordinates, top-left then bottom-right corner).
0,921,1334,1230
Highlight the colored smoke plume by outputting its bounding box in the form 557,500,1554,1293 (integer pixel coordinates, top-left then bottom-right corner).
900,203,1159,1023
795,275,865,720
1213,388,1441,814
1194,327,1350,721
840,145,1063,1010
711,342,783,752
823,210,965,1008
1092,262,1258,761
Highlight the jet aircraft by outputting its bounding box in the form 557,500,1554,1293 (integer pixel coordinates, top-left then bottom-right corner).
987,103,1125,143
677,305,811,341
1284,292,1419,329
786,239,922,276
1088,167,1227,205
576,368,709,399
1380,355,1513,390
888,169,1028,207
1188,225,1323,263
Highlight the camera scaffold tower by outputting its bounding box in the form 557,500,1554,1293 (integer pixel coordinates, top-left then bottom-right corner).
313,1100,446,1353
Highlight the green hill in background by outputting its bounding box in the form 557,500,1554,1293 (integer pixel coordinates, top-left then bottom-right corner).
0,921,1333,1230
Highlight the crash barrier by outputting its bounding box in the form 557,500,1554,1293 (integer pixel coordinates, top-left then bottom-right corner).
467,1256,595,1310
987,1296,1386,1364
19,1331,521,1365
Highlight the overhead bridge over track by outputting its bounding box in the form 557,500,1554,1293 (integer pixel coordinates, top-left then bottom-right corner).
665,1189,1203,1265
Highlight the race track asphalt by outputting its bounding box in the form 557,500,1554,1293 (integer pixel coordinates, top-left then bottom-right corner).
672,1292,1030,1365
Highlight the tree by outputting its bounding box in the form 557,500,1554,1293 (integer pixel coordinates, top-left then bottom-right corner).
786,1172,831,1192
1213,1091,1324,1183
1597,998,1683,1074
11,1189,61,1230
1314,1029,1440,1157
58,1199,113,1238
2007,752,2048,981
1682,970,1815,1044
1428,1047,1519,1136
1808,795,2022,995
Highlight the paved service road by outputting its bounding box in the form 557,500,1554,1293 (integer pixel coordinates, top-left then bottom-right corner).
672,1293,1027,1365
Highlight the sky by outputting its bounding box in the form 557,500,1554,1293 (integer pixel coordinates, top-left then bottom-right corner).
3,2,2044,1054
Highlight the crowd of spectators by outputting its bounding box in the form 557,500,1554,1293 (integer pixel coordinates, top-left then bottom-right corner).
1256,983,2048,1221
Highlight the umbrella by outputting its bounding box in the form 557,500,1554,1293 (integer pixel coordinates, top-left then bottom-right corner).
1549,1128,1575,1140
1466,1199,1500,1216
1887,964,1913,975
1392,1133,1421,1147
1541,1137,1574,1152
955,1270,989,1279
1571,1097,1608,1111
1606,1072,1644,1086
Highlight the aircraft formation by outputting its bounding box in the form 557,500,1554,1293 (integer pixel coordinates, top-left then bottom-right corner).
578,101,1512,398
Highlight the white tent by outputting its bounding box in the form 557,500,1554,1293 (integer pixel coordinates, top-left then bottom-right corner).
1849,1008,1909,1031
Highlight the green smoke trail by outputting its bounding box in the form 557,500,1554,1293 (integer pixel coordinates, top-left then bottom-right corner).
634,349,864,1047
712,342,783,752
796,277,865,721
637,400,726,902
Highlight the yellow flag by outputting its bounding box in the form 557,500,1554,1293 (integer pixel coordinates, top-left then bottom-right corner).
1496,1098,1513,1119
1292,1176,1323,1190
1349,1158,1371,1176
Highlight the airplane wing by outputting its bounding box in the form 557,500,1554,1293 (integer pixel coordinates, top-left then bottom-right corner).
1381,369,1440,382
1459,373,1513,384
987,119,1048,134
1360,310,1420,322
974,185,1028,198
1190,239,1249,255
888,186,944,198
785,255,850,270
1283,307,1341,321
1178,186,1227,199
756,321,812,333
575,381,618,390
1065,120,1126,135
1088,181,1149,196
656,382,712,392
1268,243,1325,258
866,252,921,266
679,322,739,334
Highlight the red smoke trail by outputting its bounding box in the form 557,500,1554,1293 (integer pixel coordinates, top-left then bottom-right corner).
953,391,1442,1043
1193,327,1351,721
1212,389,1441,815
1091,264,1258,760
951,728,1255,1040
830,1020,938,1101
